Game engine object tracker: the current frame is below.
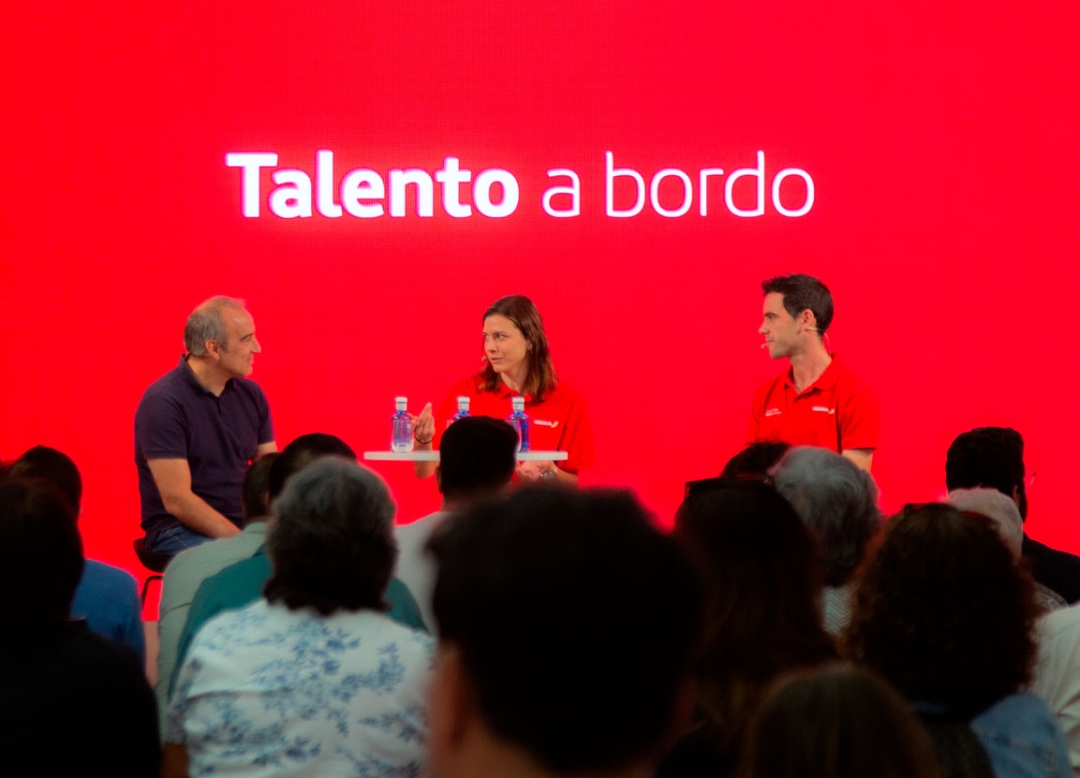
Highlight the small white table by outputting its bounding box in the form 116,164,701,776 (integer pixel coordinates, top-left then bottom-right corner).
364,450,568,462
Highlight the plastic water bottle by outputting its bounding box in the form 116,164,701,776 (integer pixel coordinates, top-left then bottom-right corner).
391,397,414,452
509,396,530,452
451,396,471,425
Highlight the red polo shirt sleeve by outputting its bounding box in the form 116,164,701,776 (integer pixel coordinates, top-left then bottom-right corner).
836,375,881,451
556,386,595,474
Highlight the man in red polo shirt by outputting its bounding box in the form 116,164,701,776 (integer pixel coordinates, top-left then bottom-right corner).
748,274,880,472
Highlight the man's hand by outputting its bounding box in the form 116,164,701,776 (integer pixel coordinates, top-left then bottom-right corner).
516,460,557,482
147,459,241,538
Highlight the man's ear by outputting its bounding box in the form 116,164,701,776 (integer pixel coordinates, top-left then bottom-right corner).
800,309,817,332
204,338,222,359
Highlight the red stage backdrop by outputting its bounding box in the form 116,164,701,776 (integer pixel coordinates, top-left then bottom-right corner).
3,2,1079,577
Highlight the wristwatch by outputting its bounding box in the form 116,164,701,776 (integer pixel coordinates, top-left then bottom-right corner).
541,468,557,480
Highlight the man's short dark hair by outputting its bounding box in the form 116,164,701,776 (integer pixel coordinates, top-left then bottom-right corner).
945,427,1027,519
720,441,792,481
264,458,396,615
430,487,704,774
0,479,84,625
268,433,356,502
762,274,834,335
242,452,278,521
439,417,517,500
8,445,82,515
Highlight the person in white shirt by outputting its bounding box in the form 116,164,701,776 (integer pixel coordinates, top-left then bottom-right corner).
1031,605,1080,775
395,416,517,631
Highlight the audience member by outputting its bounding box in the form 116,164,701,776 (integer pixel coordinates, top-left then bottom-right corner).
685,443,792,505
168,433,425,698
1030,603,1080,776
772,446,881,635
6,445,145,663
163,458,432,777
395,416,517,631
740,664,939,778
154,450,278,730
427,487,704,778
659,480,836,778
846,503,1070,778
947,487,1067,615
0,478,160,775
719,441,791,481
946,427,1080,603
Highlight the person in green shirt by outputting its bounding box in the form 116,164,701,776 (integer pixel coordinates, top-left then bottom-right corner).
168,432,426,698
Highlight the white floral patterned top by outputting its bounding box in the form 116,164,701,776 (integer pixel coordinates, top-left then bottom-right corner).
167,598,433,777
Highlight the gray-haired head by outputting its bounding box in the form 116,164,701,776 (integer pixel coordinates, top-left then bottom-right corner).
184,296,247,356
772,446,882,587
265,457,397,615
947,487,1023,561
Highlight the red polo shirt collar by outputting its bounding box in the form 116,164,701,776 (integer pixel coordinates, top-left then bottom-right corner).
782,353,845,395
491,378,532,402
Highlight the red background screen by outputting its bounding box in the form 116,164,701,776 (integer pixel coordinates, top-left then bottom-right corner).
3,2,1079,575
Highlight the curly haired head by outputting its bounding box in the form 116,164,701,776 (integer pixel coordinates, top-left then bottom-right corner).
844,503,1036,717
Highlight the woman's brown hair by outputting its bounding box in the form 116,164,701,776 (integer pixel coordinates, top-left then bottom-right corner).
480,295,557,401
674,480,837,761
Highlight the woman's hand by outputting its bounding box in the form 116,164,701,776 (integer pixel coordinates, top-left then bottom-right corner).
412,402,435,446
411,402,436,479
516,460,558,482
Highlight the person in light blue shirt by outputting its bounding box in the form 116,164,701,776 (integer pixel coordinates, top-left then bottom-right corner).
847,503,1071,778
970,693,1071,778
8,445,144,664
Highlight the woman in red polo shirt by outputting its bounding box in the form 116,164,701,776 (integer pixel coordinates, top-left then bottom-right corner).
413,295,594,484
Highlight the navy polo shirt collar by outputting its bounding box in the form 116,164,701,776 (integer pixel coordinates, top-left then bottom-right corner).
176,355,234,398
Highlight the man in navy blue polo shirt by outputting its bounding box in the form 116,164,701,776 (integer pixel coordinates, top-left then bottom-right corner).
135,296,277,555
